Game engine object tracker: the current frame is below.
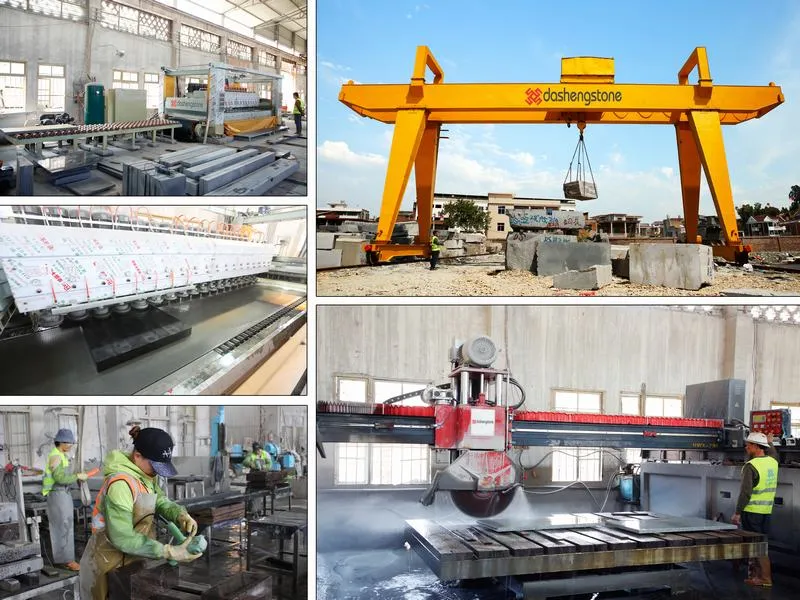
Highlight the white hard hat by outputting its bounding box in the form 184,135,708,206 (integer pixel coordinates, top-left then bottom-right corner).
745,432,769,447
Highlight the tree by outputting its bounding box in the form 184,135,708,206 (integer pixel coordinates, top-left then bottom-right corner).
790,185,800,214
442,199,491,232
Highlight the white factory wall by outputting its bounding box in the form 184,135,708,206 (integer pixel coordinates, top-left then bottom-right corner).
0,2,307,128
224,405,307,453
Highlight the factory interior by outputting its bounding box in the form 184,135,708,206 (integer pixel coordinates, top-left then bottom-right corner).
0,204,307,395
0,0,307,197
0,404,308,599
317,304,800,600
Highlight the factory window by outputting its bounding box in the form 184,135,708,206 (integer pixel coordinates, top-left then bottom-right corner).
178,406,196,456
258,50,277,68
180,24,221,54
143,73,161,109
0,411,31,467
335,443,368,484
14,0,86,21
620,392,683,463
0,61,26,114
771,404,800,435
100,1,170,41
227,40,253,62
336,377,368,403
371,444,429,485
497,206,506,215
552,390,603,482
142,406,170,431
112,70,139,90
497,223,505,232
37,64,66,111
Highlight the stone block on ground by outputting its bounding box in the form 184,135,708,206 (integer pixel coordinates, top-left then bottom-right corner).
610,245,630,279
335,238,367,267
629,244,713,290
464,243,487,256
444,239,464,249
462,233,486,243
441,248,466,258
395,222,419,237
316,249,342,269
317,232,337,250
486,242,503,254
553,265,613,290
338,222,360,233
505,232,538,271
535,241,611,276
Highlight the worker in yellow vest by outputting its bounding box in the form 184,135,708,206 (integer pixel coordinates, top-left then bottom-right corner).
732,431,778,588
243,442,272,471
80,426,201,600
429,233,443,270
292,92,305,136
43,429,89,571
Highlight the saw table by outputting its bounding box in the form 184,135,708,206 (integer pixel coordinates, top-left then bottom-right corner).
406,514,767,584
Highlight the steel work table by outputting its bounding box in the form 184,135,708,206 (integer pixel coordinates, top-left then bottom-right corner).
246,512,307,592
0,573,79,600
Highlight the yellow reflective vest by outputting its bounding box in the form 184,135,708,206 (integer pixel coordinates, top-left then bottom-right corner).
743,455,779,514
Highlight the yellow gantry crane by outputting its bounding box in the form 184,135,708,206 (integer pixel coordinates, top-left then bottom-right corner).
339,46,784,264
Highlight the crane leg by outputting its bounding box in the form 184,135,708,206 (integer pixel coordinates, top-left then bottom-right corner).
687,111,747,263
675,123,702,245
414,123,441,250
373,110,427,262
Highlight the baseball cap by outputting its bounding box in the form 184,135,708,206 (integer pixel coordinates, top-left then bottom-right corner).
745,432,770,447
133,428,177,478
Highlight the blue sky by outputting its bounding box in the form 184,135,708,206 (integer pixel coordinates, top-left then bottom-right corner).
316,0,800,223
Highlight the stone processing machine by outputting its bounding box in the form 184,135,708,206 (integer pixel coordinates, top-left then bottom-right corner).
0,208,306,395
162,64,282,140
342,46,784,264
317,341,779,595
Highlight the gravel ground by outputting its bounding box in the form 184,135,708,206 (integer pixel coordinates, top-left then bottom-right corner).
317,256,800,297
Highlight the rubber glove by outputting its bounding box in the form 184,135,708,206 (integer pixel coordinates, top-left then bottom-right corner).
177,512,198,537
76,473,89,482
163,536,203,563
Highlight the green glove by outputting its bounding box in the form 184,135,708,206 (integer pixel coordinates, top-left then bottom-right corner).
163,536,203,564
164,520,207,565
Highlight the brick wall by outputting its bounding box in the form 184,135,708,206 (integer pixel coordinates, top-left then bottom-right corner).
743,236,800,252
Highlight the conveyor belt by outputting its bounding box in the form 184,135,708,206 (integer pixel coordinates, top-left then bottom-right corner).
406,516,768,581
0,284,304,395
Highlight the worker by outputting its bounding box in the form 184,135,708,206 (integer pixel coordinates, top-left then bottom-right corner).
43,429,89,572
243,442,272,472
80,426,202,600
292,92,304,136
731,431,779,588
429,232,443,270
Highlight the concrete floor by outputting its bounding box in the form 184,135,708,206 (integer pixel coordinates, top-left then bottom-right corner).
0,119,307,197
318,548,800,600
30,496,307,599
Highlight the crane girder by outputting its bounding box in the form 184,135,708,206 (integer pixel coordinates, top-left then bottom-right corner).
340,46,784,265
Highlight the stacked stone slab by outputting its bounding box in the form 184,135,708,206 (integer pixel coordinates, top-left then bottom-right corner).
335,238,367,266
610,245,630,278
629,244,713,290
317,249,342,269
317,232,337,250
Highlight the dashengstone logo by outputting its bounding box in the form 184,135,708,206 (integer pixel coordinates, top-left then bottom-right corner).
525,87,623,107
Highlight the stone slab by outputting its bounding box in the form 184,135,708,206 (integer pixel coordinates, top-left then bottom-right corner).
505,232,538,271
180,147,238,168
205,159,298,196
629,244,713,290
444,239,464,249
553,265,613,290
64,177,116,196
464,243,487,256
0,556,43,580
610,246,631,279
185,179,199,196
182,149,259,179
462,233,486,243
198,152,276,195
335,238,367,267
535,241,611,277
0,504,17,523
317,249,342,269
441,248,466,258
317,232,337,250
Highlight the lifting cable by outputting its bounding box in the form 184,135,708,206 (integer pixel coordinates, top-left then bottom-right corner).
563,128,598,199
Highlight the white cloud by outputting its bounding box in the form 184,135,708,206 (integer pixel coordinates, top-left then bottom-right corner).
318,141,387,167
320,61,351,72
660,167,674,178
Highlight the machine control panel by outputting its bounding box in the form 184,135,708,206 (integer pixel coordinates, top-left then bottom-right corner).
750,409,792,438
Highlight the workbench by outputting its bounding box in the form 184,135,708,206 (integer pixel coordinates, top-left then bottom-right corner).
406,516,768,582
246,512,307,592
0,573,78,600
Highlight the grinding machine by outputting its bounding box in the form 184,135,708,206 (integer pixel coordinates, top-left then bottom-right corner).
317,336,792,596
0,207,306,395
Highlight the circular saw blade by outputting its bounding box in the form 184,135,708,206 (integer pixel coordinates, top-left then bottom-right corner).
450,489,515,518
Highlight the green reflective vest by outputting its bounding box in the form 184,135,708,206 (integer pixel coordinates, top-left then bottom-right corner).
430,236,443,252
42,447,68,497
743,455,779,514
293,99,304,115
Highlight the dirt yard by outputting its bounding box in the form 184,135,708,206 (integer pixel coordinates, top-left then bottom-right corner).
317,255,800,297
